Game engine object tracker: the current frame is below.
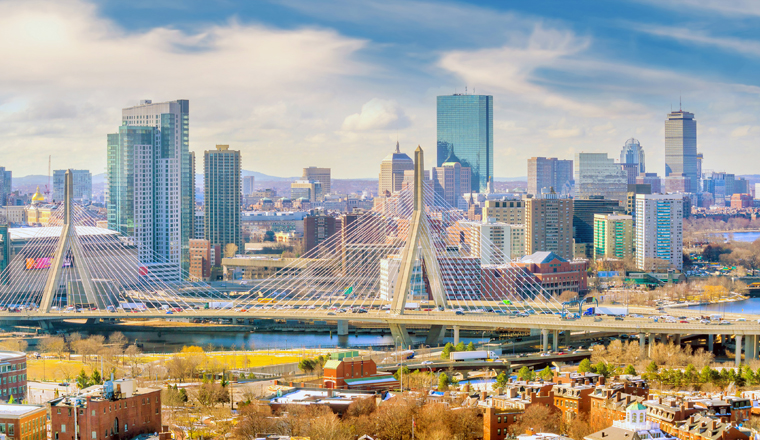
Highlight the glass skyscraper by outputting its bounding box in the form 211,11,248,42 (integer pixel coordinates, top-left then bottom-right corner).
204,145,242,252
107,99,191,278
665,110,697,191
436,94,493,192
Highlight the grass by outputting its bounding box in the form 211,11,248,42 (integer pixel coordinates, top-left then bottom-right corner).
28,359,89,382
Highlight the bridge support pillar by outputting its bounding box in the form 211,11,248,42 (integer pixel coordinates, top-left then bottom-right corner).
541,329,549,352
708,334,714,353
639,333,646,359
337,320,349,336
744,335,757,361
735,334,743,366
563,331,571,346
648,334,655,357
425,325,447,346
552,330,559,352
674,334,681,346
390,323,413,348
453,326,460,346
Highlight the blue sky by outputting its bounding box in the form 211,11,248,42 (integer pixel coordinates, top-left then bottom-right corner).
1,0,760,179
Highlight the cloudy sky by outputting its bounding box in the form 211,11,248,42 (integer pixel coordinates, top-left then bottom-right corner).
2,0,760,179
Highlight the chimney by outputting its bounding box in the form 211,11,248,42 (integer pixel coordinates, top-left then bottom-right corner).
600,376,606,385
481,391,487,401
658,396,663,404
712,420,718,429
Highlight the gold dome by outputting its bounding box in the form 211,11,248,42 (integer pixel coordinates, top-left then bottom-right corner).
31,186,45,203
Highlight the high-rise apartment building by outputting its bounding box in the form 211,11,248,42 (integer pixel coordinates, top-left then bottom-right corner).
525,192,574,260
696,153,703,181
204,145,242,253
378,142,414,195
431,153,471,208
572,196,621,255
302,167,331,198
194,211,204,239
482,198,524,225
527,157,573,196
108,99,191,272
625,183,652,218
243,176,256,196
593,213,634,261
574,153,627,205
0,168,11,207
53,169,92,202
635,194,684,271
665,110,698,191
461,220,525,263
303,214,337,253
437,94,493,192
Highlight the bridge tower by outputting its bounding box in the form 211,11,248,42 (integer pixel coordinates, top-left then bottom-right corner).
40,170,103,312
389,147,448,347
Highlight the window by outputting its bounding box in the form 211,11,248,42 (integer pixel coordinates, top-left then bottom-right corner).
56,409,60,415
91,432,96,439
59,425,64,434
55,433,58,440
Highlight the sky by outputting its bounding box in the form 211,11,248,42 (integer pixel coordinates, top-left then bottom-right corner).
2,0,760,179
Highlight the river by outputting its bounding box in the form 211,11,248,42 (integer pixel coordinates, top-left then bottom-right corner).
687,298,760,316
720,231,760,243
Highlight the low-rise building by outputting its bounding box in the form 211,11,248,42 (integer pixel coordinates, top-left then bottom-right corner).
322,354,397,391
0,351,28,403
0,403,47,440
50,379,161,440
586,402,678,440
515,252,589,295
553,384,594,421
672,414,750,440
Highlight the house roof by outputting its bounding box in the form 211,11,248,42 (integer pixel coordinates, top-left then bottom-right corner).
520,251,567,264
628,402,647,411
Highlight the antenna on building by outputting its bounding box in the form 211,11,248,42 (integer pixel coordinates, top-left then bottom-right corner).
465,86,468,95
679,94,682,111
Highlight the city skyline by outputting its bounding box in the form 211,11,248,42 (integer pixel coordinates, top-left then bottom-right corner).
2,1,760,179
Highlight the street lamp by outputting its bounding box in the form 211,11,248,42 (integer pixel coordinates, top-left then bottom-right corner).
395,336,403,392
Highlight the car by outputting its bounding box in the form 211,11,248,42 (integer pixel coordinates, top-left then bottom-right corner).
614,316,624,321
421,361,433,365
540,352,551,357
736,318,746,322
719,321,732,325
455,310,465,316
327,312,336,316
165,311,173,314
679,320,688,323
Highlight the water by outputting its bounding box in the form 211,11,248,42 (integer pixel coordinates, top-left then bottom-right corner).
721,231,760,243
112,330,483,353
687,298,760,315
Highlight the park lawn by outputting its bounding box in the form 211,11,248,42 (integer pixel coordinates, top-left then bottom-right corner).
27,359,91,382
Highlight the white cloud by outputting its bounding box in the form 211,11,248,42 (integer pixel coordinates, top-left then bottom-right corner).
635,25,760,57
633,0,760,17
341,98,410,131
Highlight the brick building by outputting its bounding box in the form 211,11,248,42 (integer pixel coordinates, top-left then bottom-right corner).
730,194,753,209
553,384,594,421
673,414,750,440
0,404,47,440
0,351,28,403
50,379,161,440
484,382,555,440
322,355,397,390
188,239,211,281
515,252,589,295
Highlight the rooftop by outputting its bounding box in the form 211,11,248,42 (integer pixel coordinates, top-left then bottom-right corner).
0,404,46,417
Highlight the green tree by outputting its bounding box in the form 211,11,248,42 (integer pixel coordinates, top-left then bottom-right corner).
393,366,411,384
623,365,637,376
438,373,450,391
298,359,316,373
75,369,91,389
494,371,509,389
455,341,466,352
538,366,553,381
684,364,697,384
517,366,535,381
743,366,757,386
593,362,614,378
578,359,593,373
91,369,102,385
700,365,715,383
466,342,475,351
441,342,455,360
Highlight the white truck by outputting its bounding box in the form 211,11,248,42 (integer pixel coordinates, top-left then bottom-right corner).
208,301,234,309
450,350,499,361
593,306,628,316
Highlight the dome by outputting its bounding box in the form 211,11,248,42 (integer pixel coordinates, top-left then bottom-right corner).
31,186,45,204
624,138,640,148
382,141,413,163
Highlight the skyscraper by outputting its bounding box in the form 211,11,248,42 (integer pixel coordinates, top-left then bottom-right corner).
574,153,627,205
431,151,470,208
525,192,574,260
108,99,191,271
437,94,493,192
620,138,645,174
204,145,242,253
302,167,331,198
635,194,684,271
527,157,573,196
593,213,634,261
0,167,11,207
243,176,256,196
53,170,92,202
378,142,414,195
665,110,698,191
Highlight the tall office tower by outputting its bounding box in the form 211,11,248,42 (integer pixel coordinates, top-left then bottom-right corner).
482,198,524,225
302,167,331,199
636,173,661,193
572,196,621,258
53,170,92,202
194,211,204,239
695,153,703,181
625,183,652,217
665,110,698,191
291,180,322,202
304,214,337,253
204,145,242,253
437,94,493,192
663,174,692,193
574,153,628,205
527,157,573,196
635,194,684,271
0,167,11,206
109,99,191,272
243,176,256,196
525,191,574,260
378,142,414,195
620,138,645,185
431,152,471,207
593,214,634,261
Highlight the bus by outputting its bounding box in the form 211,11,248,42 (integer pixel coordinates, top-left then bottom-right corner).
257,298,277,304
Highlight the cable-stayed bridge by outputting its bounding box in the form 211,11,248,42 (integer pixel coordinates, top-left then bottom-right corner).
2,161,760,364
